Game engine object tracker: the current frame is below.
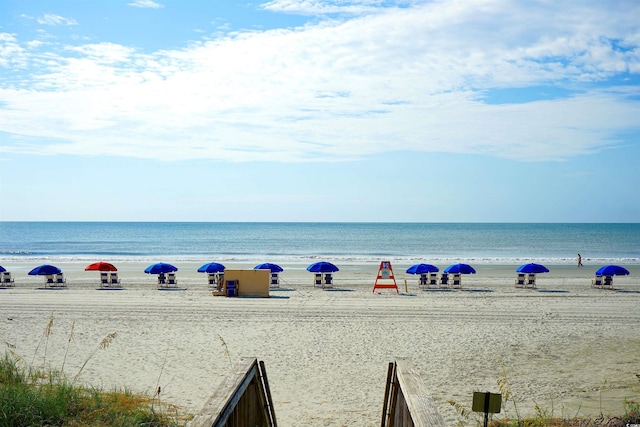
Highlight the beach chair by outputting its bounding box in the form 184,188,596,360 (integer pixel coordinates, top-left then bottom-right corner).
110,272,120,286
526,274,536,289
54,273,66,287
208,273,224,292
270,272,280,288
603,275,613,289
428,273,438,289
439,273,449,288
450,274,461,289
1,271,14,287
166,273,178,287
314,273,322,287
226,280,238,297
158,273,166,285
100,272,109,286
418,274,428,289
323,273,333,289
591,275,603,288
515,273,526,288
45,275,55,287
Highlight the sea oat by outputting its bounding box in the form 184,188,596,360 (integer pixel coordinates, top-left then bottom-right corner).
61,320,75,373
32,312,54,367
74,331,118,382
218,334,231,367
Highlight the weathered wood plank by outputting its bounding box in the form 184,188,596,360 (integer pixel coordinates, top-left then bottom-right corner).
393,358,446,427
259,360,278,427
189,357,276,427
381,362,396,426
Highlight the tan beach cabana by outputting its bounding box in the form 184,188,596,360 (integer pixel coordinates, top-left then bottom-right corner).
212,269,270,298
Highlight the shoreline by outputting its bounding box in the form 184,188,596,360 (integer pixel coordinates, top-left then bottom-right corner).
1,260,639,426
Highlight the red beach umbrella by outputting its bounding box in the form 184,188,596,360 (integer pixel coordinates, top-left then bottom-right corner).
85,261,118,272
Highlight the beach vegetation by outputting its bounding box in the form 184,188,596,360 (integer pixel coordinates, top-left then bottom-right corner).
448,362,640,427
2,315,188,426
0,353,186,427
218,333,232,367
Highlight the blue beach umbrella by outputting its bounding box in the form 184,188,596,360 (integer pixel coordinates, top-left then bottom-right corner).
444,263,476,274
306,261,339,273
516,263,550,274
0,266,6,273
144,262,178,275
197,262,225,274
254,263,284,273
595,265,629,276
28,264,62,276
406,263,439,274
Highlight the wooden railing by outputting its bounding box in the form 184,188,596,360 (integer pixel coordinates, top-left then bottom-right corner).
381,358,446,427
190,357,276,427
190,357,445,427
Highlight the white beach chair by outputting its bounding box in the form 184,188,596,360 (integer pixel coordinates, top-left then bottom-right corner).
591,275,603,288
428,273,438,289
418,274,428,289
166,273,178,287
54,273,66,287
45,275,55,287
207,273,224,289
515,273,526,288
110,272,121,286
439,273,449,289
100,272,109,286
526,274,536,289
323,273,333,289
602,275,613,289
314,273,322,287
270,272,280,288
450,274,461,289
1,271,14,287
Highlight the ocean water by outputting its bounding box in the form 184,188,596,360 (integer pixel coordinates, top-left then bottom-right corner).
0,222,638,265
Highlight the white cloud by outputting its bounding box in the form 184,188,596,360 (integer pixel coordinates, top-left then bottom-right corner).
261,0,399,15
128,0,164,9
0,33,28,68
1,0,639,163
37,14,77,26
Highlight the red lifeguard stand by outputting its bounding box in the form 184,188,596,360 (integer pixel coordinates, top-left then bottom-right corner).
372,261,398,293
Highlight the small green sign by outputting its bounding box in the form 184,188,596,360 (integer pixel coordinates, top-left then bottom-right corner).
472,392,502,414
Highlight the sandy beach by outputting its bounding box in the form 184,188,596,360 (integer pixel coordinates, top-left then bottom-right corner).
1,260,639,426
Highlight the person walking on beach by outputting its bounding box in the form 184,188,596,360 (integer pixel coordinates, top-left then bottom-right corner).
577,253,583,267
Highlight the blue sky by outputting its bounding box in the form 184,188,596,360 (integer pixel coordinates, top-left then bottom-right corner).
1,0,639,222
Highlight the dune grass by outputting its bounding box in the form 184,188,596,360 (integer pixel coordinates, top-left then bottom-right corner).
1,313,188,426
0,353,184,427
449,360,640,427
488,398,640,427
